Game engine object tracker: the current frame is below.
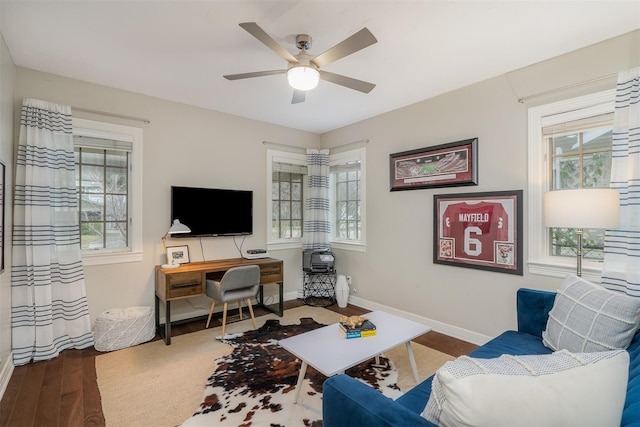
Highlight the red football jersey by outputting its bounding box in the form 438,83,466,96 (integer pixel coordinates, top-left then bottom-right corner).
442,202,509,262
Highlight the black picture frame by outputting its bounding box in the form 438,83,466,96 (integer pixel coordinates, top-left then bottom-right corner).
433,190,523,275
0,160,4,273
390,138,478,191
166,245,190,265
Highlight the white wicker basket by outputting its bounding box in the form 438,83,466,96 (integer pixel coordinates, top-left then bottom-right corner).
93,306,155,352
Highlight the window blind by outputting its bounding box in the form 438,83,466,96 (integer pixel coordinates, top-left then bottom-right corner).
542,112,613,138
73,135,133,152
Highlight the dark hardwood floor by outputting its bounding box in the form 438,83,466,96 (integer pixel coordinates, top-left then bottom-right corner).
0,300,477,427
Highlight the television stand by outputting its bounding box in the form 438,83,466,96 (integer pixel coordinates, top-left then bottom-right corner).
155,257,284,344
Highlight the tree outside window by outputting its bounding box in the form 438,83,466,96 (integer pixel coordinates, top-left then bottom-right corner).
547,115,613,261
272,171,304,239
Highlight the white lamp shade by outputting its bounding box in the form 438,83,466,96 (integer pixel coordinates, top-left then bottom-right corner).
168,219,191,234
287,66,320,91
544,188,620,229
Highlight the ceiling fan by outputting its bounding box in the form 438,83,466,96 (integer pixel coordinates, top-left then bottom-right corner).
223,22,378,104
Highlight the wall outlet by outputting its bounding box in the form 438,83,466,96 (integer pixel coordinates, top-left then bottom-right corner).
346,275,352,285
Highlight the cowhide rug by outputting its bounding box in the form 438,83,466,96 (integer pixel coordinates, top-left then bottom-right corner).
180,318,402,427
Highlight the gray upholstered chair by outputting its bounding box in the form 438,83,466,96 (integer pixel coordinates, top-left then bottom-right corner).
205,265,260,337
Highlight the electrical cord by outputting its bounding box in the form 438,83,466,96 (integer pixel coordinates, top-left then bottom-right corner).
233,235,246,257
199,237,205,261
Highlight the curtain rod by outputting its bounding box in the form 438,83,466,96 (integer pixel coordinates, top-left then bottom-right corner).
72,106,151,124
262,140,306,150
262,139,369,150
517,73,617,104
331,138,369,149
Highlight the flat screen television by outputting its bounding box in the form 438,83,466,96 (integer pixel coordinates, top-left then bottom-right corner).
170,186,253,237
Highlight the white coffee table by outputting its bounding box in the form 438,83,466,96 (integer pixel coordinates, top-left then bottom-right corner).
278,310,432,403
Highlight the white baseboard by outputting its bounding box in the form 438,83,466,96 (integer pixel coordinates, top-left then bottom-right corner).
0,354,15,401
346,295,492,346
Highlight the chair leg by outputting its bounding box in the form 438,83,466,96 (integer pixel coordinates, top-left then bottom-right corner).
238,299,243,320
246,297,257,329
206,299,216,329
221,302,228,338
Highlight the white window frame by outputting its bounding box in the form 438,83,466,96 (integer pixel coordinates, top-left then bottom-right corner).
329,148,366,252
527,90,614,283
266,149,307,251
73,118,143,265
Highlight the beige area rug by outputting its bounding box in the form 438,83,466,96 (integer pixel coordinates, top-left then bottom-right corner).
96,306,454,427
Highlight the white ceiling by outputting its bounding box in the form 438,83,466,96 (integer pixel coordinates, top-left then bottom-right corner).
1,1,639,134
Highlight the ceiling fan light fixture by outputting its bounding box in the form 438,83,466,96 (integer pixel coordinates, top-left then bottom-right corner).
287,66,319,91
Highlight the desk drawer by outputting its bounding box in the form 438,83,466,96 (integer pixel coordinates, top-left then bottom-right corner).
168,272,202,298
260,263,283,283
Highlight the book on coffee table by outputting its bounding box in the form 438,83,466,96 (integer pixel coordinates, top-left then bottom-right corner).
339,319,377,339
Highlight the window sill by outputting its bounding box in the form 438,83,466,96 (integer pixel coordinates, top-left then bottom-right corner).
527,258,605,284
82,250,143,266
267,240,303,251
330,241,366,253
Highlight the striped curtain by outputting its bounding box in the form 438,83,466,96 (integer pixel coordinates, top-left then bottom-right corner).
602,68,640,297
11,99,93,366
303,149,331,251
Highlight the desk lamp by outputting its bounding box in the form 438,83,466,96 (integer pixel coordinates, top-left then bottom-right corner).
544,188,619,277
162,219,191,268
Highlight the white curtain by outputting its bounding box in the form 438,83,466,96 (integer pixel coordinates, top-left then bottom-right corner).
11,98,93,366
303,149,331,251
300,149,331,299
602,68,640,297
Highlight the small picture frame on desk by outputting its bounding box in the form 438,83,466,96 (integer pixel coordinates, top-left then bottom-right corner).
166,245,190,265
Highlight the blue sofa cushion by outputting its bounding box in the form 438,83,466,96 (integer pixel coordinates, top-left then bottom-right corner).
622,330,640,426
322,374,434,427
517,287,556,338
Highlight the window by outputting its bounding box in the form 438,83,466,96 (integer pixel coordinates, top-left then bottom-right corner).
73,118,143,265
266,148,366,251
546,112,613,261
330,148,366,250
527,90,615,282
267,150,307,249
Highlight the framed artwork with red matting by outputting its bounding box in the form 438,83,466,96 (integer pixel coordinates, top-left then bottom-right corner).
390,138,478,191
434,190,523,275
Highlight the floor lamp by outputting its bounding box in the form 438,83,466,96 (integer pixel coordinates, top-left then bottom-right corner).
544,188,619,277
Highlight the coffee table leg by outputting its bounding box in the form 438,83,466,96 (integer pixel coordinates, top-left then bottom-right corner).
405,341,420,384
293,361,308,403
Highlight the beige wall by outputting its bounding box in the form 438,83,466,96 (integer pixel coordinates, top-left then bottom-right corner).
12,69,320,324
321,30,640,341
0,28,16,393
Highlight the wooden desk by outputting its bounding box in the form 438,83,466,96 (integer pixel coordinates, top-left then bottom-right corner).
155,257,284,344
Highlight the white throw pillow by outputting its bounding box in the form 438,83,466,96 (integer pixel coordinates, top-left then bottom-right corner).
543,274,640,352
421,349,629,427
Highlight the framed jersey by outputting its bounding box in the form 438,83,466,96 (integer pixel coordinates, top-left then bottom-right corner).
434,190,523,275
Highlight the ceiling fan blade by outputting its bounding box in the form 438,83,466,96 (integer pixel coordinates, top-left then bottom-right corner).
319,70,376,94
292,89,306,104
239,22,299,64
311,28,377,68
223,69,286,80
